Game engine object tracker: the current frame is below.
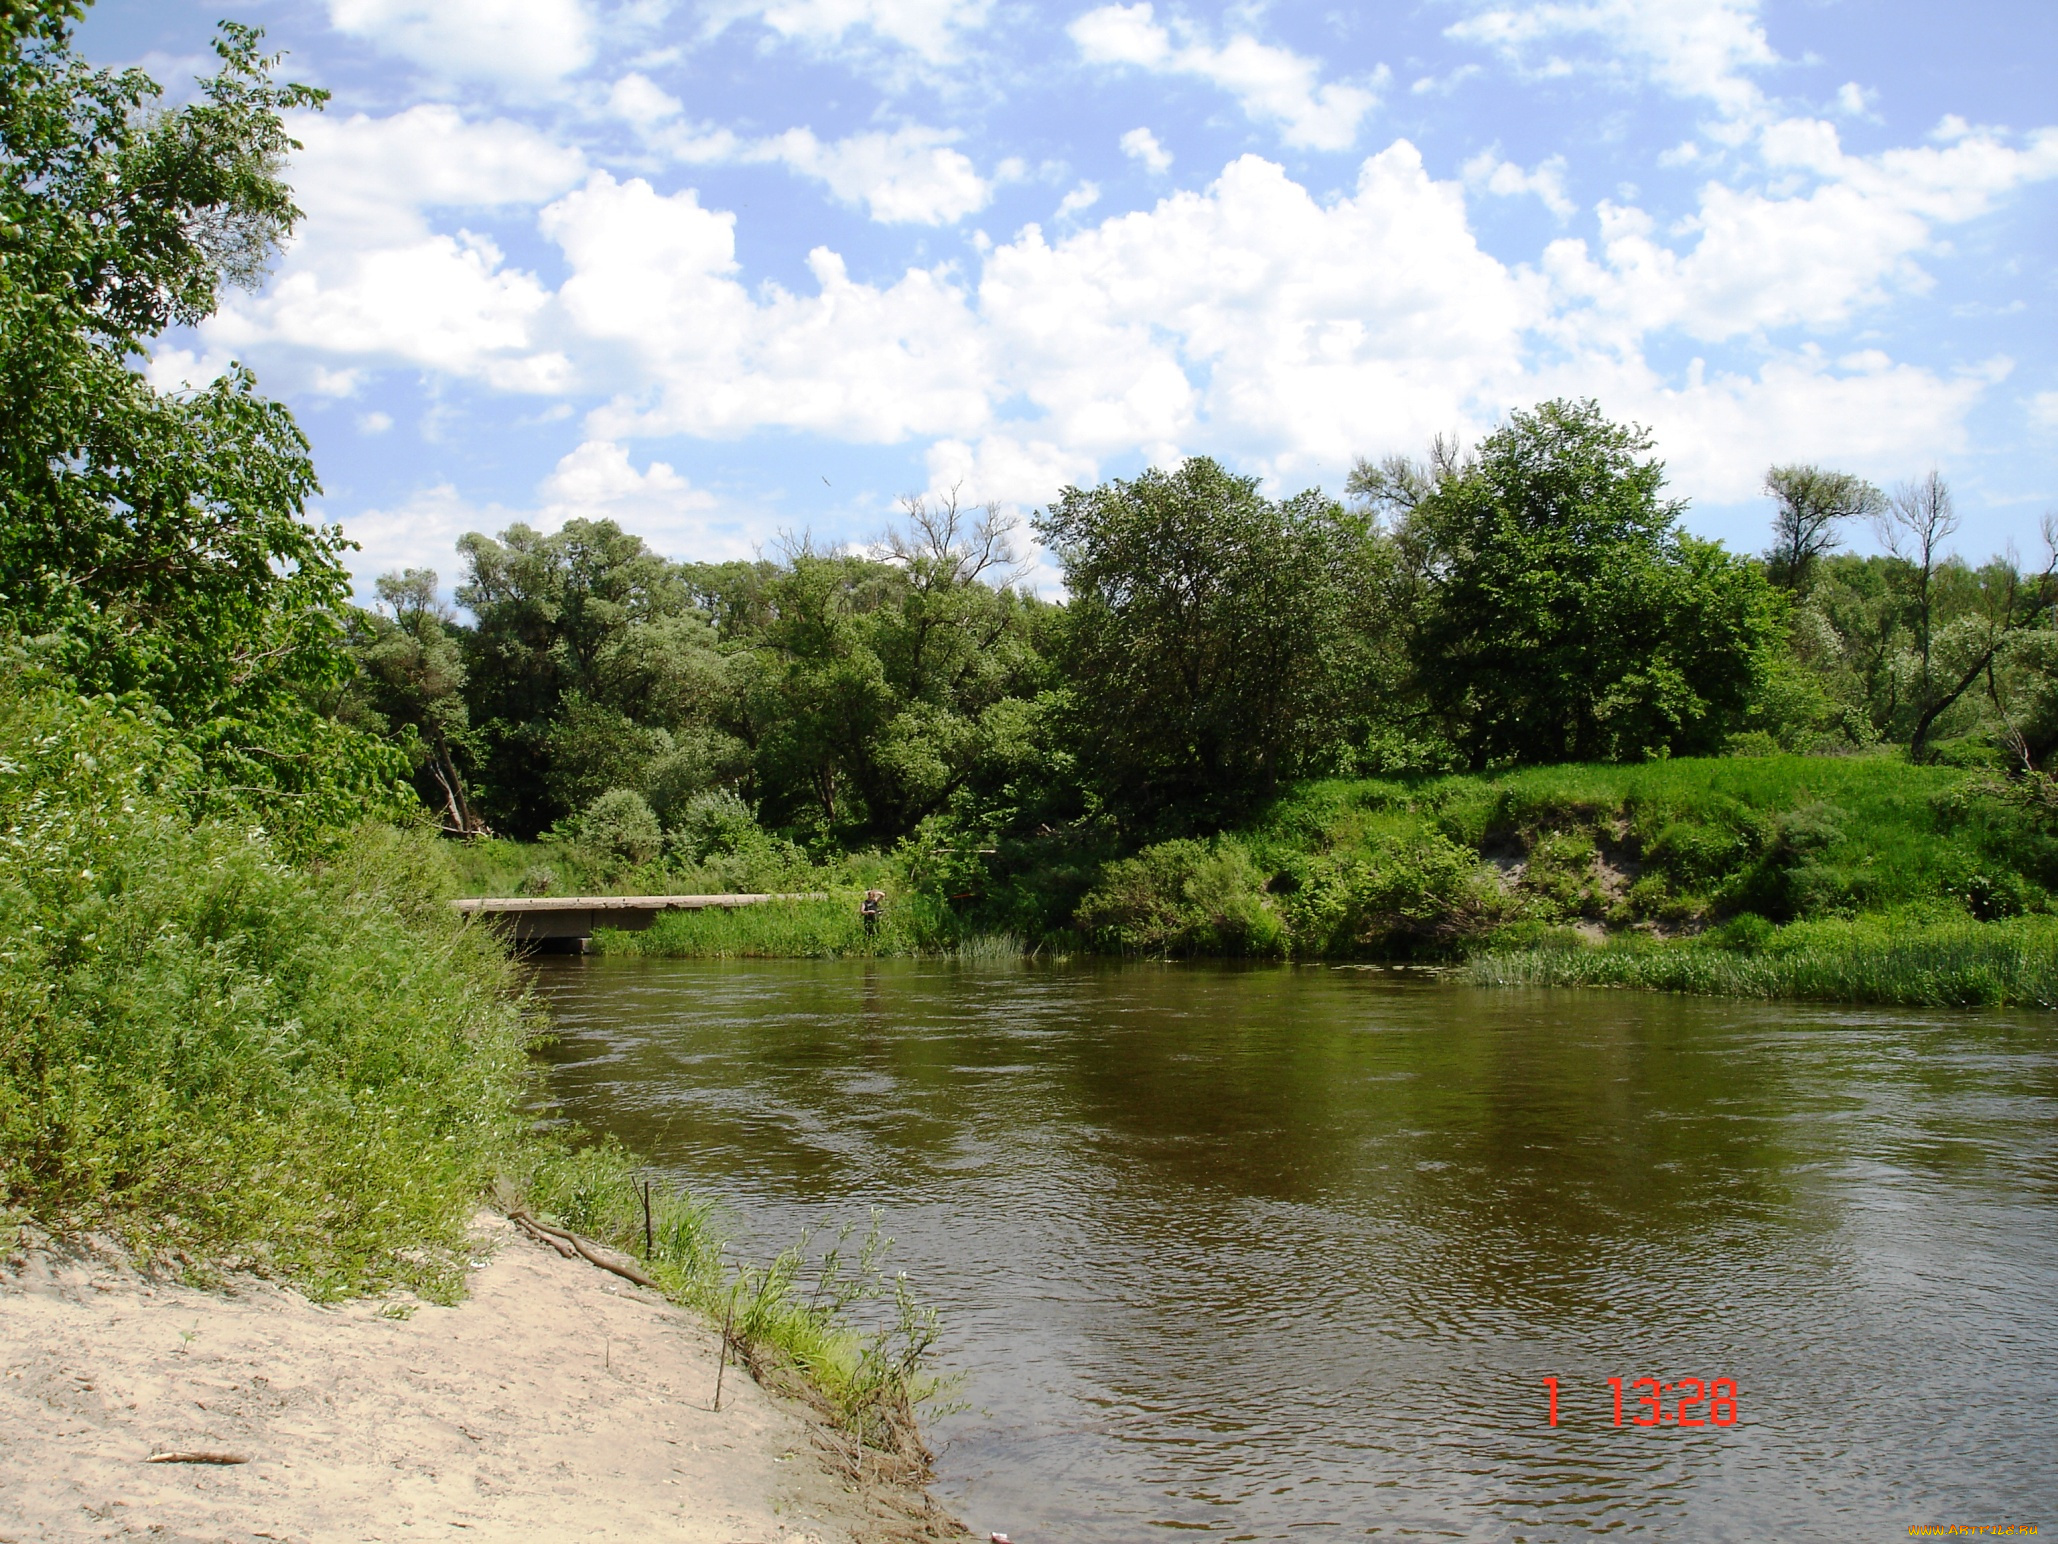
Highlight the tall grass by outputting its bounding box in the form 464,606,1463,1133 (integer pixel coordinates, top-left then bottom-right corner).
0,679,952,1464
592,893,974,959
0,681,532,1299
1466,916,2058,1008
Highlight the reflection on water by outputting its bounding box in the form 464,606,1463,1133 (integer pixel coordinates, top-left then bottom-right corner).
530,957,2058,1541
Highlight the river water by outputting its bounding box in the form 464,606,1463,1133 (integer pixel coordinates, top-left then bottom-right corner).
529,957,2058,1542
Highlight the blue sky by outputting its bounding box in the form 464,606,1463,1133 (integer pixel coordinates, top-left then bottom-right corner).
79,0,2058,593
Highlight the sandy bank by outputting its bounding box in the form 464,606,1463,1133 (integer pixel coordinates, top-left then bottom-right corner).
0,1213,970,1543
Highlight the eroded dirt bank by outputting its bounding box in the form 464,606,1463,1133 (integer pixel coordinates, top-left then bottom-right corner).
0,1213,969,1543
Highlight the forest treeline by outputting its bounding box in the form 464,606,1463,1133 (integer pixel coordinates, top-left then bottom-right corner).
342,404,2058,874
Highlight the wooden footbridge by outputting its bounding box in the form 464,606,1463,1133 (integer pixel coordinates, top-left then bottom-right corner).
453,893,825,950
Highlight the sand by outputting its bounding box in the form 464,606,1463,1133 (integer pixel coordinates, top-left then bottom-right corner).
0,1213,970,1544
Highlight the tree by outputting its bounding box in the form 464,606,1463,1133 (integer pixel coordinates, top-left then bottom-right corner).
1036,457,1383,831
1763,464,1882,591
0,14,407,836
1395,399,1783,767
344,571,484,834
744,495,1048,841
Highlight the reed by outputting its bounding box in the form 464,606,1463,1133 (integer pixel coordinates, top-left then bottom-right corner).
1465,916,2058,1008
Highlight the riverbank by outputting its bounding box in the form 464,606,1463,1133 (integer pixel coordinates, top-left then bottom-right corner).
547,754,2058,1006
0,1210,970,1543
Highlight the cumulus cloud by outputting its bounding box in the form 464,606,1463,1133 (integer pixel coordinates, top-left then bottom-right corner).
1462,149,1575,219
731,0,992,63
1448,0,1778,121
1070,4,1381,152
1120,126,1172,172
326,0,596,90
543,171,992,442
202,108,588,385
757,125,992,224
1542,120,2058,349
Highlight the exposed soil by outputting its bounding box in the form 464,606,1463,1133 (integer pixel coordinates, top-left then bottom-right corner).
0,1213,971,1544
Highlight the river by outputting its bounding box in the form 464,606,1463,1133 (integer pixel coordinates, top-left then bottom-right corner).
529,956,2058,1542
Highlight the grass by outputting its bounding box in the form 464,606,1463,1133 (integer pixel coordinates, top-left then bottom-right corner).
593,894,950,958
518,1141,950,1472
0,675,951,1463
1465,915,2058,1008
0,680,533,1300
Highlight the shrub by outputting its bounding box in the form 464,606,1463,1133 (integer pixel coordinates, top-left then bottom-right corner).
1075,838,1285,956
668,788,761,862
0,680,531,1298
573,788,664,867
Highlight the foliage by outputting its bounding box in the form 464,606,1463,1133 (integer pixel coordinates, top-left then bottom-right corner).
0,677,532,1298
0,18,408,841
1762,464,1882,592
1383,400,1785,767
569,787,664,867
1073,838,1286,956
1036,457,1386,831
1466,915,2058,1009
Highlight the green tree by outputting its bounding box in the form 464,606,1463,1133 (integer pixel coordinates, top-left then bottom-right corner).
745,497,1048,842
454,519,708,833
344,571,483,833
1763,464,1883,592
0,13,406,836
1036,457,1383,831
1389,399,1782,767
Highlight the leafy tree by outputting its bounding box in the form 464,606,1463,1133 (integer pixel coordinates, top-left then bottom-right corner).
1036,457,1384,831
0,13,406,836
1390,400,1783,767
745,497,1048,842
454,519,710,833
344,570,483,833
1763,464,1883,592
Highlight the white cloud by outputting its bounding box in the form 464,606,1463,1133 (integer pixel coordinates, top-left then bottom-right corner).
1534,347,1994,505
1448,0,1777,122
1055,181,1101,219
1120,126,1172,173
2029,392,2058,432
606,72,683,126
977,148,1539,472
1541,121,2058,350
758,125,992,224
201,108,588,384
358,411,395,434
1070,4,1381,152
213,232,567,386
284,106,589,247
734,0,991,63
337,483,497,590
326,0,596,90
544,171,992,442
338,443,744,593
1463,149,1575,220
1836,81,1877,119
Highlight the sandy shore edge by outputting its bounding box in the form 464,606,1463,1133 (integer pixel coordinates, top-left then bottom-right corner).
0,1212,972,1544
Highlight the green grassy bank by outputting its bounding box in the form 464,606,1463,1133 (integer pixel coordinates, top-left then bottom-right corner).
0,677,942,1458
523,752,2058,1007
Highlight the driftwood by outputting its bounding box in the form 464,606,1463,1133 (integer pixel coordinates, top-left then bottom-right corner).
146,1451,247,1465
508,1211,658,1290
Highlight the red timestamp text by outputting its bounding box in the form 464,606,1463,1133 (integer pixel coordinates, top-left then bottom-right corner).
1540,1376,1739,1427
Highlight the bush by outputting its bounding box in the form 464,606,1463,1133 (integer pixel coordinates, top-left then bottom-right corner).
668,788,760,863
572,788,664,867
0,680,531,1298
1074,838,1285,956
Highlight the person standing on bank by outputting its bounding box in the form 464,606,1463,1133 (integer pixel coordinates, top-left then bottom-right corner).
861,888,885,936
